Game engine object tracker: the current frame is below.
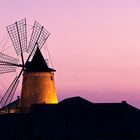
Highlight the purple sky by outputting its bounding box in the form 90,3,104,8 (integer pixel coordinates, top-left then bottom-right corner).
0,0,140,108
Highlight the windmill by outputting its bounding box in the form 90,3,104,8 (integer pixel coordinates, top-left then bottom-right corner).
0,18,58,112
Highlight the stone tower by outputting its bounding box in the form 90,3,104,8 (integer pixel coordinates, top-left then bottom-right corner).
20,47,58,111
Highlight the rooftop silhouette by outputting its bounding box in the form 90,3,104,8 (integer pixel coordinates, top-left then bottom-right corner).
0,96,140,140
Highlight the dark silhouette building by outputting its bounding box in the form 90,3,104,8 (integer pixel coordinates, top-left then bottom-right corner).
0,96,140,140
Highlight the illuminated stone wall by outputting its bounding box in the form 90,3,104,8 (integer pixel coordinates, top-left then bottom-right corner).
20,72,58,111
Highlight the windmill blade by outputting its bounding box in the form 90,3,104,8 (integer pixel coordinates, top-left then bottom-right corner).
6,18,27,57
27,21,50,56
0,52,19,64
0,65,17,74
0,52,19,74
0,76,20,108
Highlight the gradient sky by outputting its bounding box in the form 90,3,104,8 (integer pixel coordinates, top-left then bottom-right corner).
0,0,140,107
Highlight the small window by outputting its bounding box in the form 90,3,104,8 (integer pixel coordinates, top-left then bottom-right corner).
51,76,53,80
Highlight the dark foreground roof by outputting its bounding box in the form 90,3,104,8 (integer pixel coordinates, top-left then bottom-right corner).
0,96,140,140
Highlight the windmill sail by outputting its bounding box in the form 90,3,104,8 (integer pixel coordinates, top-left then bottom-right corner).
0,76,19,107
0,52,19,74
6,18,27,56
27,21,50,56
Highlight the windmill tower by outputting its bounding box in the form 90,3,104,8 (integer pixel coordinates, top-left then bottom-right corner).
0,19,58,112
20,47,58,111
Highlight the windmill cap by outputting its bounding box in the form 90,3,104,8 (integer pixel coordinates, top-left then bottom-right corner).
25,47,56,72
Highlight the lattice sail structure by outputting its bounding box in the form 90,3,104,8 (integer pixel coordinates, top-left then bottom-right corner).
0,76,19,107
27,21,50,56
6,18,27,56
0,52,19,74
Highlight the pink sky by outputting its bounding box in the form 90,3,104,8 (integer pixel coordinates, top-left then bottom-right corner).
0,0,140,108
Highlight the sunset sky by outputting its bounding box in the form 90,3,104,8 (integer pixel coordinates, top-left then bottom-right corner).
0,0,140,108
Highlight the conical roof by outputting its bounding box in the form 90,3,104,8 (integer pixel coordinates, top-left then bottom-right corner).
25,47,56,72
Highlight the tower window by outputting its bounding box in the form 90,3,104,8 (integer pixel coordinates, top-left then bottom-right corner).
51,76,53,80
